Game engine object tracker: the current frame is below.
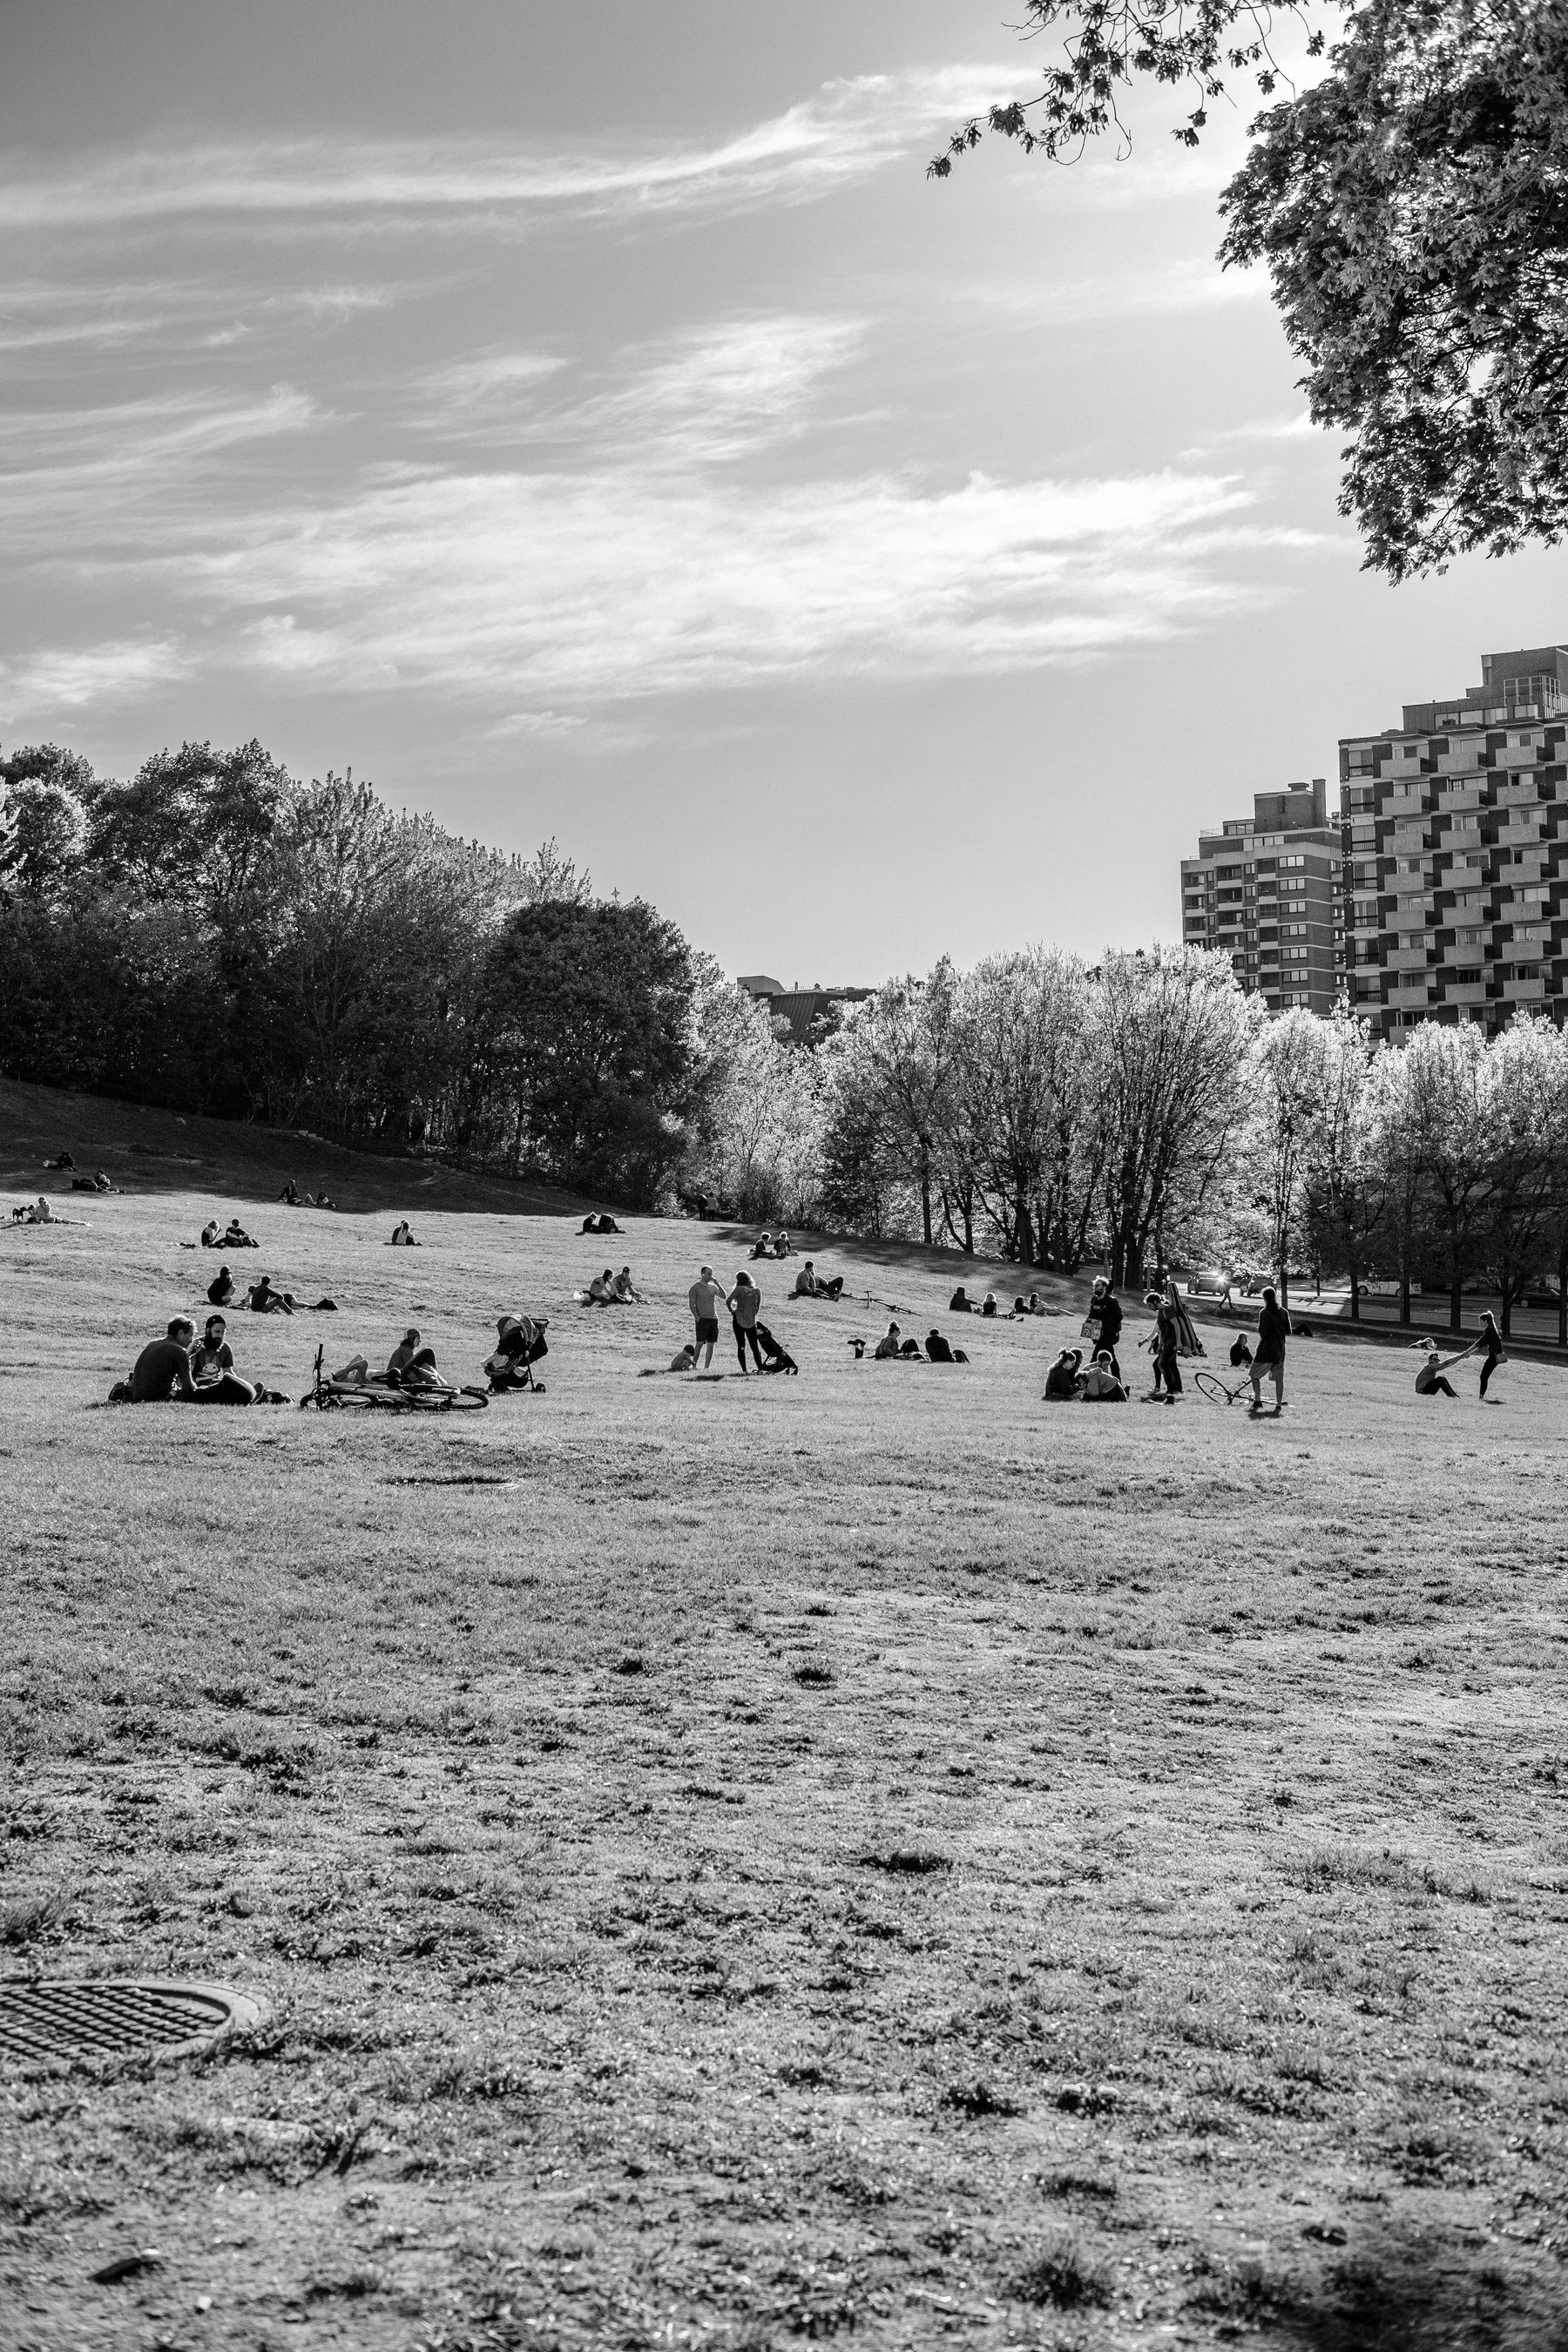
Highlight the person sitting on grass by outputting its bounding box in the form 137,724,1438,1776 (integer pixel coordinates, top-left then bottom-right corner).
584,1268,616,1304
774,1228,794,1258
793,1260,844,1302
389,1219,418,1247
223,1217,257,1249
206,1264,235,1308
925,1328,969,1365
1081,1348,1127,1402
610,1267,644,1303
27,1197,57,1224
279,1179,300,1205
199,1219,220,1247
247,1274,294,1315
131,1319,201,1402
666,1343,699,1373
1248,1286,1291,1417
189,1315,258,1404
1415,1336,1474,1398
874,1320,920,1360
1044,1346,1084,1401
750,1233,774,1260
949,1285,974,1313
980,1291,999,1317
50,1152,75,1171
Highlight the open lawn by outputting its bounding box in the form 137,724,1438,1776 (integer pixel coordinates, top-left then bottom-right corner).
4,1140,1568,2350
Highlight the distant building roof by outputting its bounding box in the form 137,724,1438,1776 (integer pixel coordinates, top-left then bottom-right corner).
738,974,784,997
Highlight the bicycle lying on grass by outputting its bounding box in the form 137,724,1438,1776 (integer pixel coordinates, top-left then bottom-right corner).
299,1347,489,1413
1193,1367,1254,1408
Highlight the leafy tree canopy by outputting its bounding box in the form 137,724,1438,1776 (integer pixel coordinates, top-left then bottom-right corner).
934,0,1568,578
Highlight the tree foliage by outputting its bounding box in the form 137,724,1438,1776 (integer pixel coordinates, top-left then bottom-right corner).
935,0,1568,577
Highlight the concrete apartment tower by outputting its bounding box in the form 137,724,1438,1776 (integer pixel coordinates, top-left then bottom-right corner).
1340,641,1568,1038
1180,779,1344,1010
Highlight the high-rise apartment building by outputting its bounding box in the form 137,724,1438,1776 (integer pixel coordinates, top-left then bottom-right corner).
1179,778,1344,1011
1340,642,1568,1038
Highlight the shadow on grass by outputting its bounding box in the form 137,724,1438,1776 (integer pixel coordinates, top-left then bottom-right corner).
1198,2244,1568,2352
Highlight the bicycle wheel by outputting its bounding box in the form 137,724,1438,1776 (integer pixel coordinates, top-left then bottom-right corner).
1194,1370,1237,1407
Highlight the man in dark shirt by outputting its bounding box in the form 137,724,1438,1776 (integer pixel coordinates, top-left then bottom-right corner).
1085,1279,1123,1379
130,1320,200,1402
1250,1287,1291,1416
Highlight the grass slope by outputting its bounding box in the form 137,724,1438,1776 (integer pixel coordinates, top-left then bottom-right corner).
0,1078,585,1219
3,1188,1568,2351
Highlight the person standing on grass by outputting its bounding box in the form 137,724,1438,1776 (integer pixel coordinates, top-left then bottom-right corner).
1144,1291,1182,1402
1477,1310,1506,1401
1249,1286,1291,1417
727,1269,765,1373
1084,1277,1123,1381
688,1265,725,1370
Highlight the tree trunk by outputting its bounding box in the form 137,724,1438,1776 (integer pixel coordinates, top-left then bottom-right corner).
1016,1195,1037,1268
1398,1243,1411,1329
1349,1254,1360,1324
1450,1270,1463,1335
1501,1268,1512,1341
920,1155,932,1249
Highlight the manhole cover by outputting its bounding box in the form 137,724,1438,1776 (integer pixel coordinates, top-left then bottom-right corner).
0,1978,264,2072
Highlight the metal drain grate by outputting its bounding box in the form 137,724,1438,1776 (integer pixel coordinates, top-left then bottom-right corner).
0,1978,263,2072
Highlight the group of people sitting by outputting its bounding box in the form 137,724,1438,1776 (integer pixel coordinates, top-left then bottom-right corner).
200,1217,258,1250
850,1321,969,1363
581,1211,622,1235
206,1265,331,1315
278,1179,336,1207
948,1285,1046,1318
580,1267,644,1305
71,1171,114,1193
1044,1346,1128,1402
119,1314,274,1405
749,1231,794,1259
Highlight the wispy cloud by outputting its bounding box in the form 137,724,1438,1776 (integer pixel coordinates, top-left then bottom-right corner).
0,638,187,719
0,313,1322,720
0,67,1036,241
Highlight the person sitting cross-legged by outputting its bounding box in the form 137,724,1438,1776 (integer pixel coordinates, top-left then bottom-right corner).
585,1267,616,1304
750,1233,774,1260
189,1314,258,1404
949,1285,974,1313
793,1259,844,1302
610,1266,644,1303
981,1291,999,1318
223,1217,257,1249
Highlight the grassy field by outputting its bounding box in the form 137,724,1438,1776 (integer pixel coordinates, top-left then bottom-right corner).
4,1120,1568,2351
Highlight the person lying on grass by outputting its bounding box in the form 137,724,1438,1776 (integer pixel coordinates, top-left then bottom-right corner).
334,1328,451,1391
792,1260,844,1301
1414,1337,1476,1397
1044,1346,1084,1400
1081,1348,1127,1402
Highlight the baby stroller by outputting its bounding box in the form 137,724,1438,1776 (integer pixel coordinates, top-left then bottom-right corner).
484,1314,550,1395
754,1322,798,1375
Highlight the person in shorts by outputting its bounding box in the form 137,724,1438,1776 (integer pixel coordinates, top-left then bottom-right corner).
688,1265,725,1370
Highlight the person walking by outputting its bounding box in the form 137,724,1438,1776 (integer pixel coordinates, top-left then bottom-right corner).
688,1264,725,1370
1084,1277,1123,1382
1477,1310,1506,1401
1249,1285,1291,1416
727,1269,765,1373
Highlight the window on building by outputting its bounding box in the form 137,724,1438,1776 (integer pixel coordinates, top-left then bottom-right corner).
1453,968,1482,985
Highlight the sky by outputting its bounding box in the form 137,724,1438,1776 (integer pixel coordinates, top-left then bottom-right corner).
3,0,1564,984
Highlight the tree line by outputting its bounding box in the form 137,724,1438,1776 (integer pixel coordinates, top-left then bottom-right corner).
9,738,1568,1324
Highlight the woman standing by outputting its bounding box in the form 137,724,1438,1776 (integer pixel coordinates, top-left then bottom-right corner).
1477,1311,1506,1401
727,1270,765,1373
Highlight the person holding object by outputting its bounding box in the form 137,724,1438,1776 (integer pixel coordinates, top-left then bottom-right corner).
688,1265,725,1370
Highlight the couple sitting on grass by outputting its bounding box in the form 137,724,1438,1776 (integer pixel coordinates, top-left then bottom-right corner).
581,1211,622,1235
125,1315,267,1404
581,1267,643,1305
332,1328,450,1393
200,1217,258,1249
852,1321,964,1363
1044,1346,1126,1402
750,1230,794,1259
